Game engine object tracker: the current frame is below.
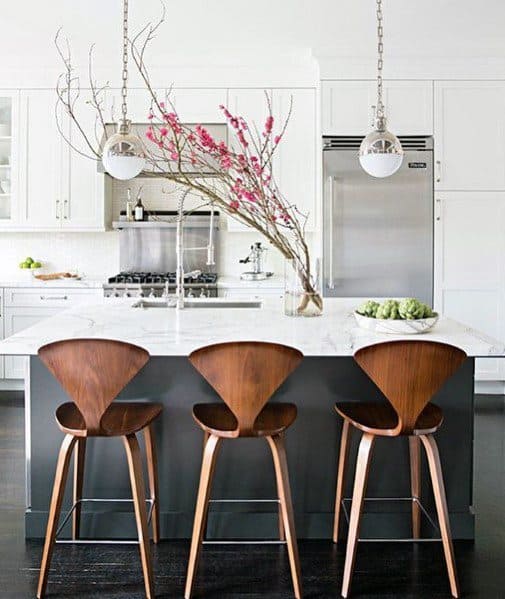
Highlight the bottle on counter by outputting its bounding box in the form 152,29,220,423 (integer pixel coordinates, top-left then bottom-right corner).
125,188,134,221
134,190,145,221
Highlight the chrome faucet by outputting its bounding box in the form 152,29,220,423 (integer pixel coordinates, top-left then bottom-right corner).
175,190,216,310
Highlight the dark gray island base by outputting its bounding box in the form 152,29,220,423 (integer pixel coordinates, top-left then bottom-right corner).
26,355,475,540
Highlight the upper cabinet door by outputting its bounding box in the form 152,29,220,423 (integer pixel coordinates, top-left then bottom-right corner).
60,89,108,230
0,90,20,227
274,88,317,231
321,80,433,136
167,89,227,123
322,81,372,135
18,90,61,228
381,81,433,135
435,81,505,190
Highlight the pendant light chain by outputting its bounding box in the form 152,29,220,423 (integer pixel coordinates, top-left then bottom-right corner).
121,0,129,123
376,0,384,119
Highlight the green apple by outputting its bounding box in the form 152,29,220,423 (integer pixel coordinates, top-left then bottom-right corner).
19,261,27,269
32,261,42,268
25,257,34,264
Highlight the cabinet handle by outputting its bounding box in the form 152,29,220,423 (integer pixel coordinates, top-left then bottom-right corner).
63,199,69,220
39,295,68,301
55,199,60,219
436,160,441,183
435,198,441,222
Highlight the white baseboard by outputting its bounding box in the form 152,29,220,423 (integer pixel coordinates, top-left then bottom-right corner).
0,379,24,392
475,381,505,395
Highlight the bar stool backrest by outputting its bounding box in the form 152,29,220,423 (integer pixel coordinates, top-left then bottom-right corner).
38,338,150,436
354,340,466,436
189,341,303,436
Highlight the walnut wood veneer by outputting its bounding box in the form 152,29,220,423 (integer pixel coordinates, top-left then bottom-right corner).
185,341,303,599
333,340,466,598
36,338,161,599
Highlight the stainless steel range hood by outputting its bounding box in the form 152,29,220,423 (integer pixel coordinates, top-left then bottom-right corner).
99,122,228,177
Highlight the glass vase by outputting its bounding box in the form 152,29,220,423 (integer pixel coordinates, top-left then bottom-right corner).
284,259,323,317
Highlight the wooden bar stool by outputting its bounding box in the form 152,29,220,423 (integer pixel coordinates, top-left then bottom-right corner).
332,340,466,598
36,339,162,599
185,341,303,599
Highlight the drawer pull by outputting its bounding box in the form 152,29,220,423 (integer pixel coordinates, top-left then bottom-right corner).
39,295,68,301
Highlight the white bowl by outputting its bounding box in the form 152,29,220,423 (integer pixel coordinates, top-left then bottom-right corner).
354,311,439,334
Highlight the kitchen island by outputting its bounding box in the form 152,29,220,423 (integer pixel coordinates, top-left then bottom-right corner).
0,298,503,541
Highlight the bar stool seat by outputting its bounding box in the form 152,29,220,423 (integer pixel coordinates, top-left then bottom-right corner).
335,401,443,436
56,401,163,437
193,402,297,438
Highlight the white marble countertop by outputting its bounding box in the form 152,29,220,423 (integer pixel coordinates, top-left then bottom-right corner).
0,297,503,358
0,276,104,289
217,275,284,289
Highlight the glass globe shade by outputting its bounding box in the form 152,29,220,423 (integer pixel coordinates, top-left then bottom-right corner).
102,131,145,180
359,129,403,178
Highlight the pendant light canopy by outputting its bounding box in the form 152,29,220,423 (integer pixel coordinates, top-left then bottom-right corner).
359,0,403,178
102,0,145,180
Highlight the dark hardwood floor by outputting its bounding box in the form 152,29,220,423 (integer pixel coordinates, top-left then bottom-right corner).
0,392,503,598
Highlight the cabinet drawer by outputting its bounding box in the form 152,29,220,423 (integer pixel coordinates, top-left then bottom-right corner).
4,287,100,308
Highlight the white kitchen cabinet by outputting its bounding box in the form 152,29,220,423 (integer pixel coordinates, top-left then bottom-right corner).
434,192,505,380
321,80,433,136
17,90,110,231
434,81,505,190
18,90,61,228
3,287,101,379
0,90,20,228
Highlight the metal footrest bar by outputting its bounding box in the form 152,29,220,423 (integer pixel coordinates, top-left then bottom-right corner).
341,496,442,543
55,497,154,545
203,498,287,545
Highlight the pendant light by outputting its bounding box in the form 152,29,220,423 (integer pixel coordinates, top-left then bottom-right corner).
102,0,145,180
359,0,403,178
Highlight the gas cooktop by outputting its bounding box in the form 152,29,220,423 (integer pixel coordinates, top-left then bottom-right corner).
103,271,219,298
107,271,218,285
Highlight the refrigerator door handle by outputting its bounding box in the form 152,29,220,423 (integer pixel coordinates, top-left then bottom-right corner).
327,175,336,289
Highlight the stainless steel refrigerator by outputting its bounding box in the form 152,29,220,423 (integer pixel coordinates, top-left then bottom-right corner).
322,136,433,304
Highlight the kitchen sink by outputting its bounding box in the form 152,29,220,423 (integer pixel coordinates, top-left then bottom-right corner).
131,298,262,309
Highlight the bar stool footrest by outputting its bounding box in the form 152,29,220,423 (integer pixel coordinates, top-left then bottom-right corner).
341,495,442,543
55,497,154,545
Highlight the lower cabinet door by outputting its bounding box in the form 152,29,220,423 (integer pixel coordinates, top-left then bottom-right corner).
4,308,59,379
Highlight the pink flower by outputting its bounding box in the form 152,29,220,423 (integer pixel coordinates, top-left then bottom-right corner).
157,141,164,148
221,155,233,169
160,127,168,137
170,152,179,160
159,101,165,109
274,134,282,145
146,130,154,141
230,117,239,130
147,112,154,120
265,115,274,134
237,130,248,148
219,105,233,120
230,200,240,210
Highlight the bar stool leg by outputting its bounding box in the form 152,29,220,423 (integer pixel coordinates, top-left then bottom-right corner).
185,434,221,599
341,432,375,599
333,419,351,543
267,434,302,599
420,434,460,598
72,437,86,540
123,433,155,599
409,435,422,539
143,425,160,544
37,434,77,599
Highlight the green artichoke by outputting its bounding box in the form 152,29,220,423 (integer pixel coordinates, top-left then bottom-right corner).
376,299,400,320
398,298,426,320
358,300,380,318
